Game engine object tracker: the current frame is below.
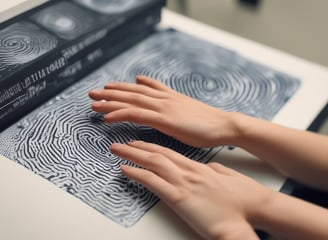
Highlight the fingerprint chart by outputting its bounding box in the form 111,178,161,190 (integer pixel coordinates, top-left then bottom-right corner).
0,71,217,227
74,0,150,14
0,30,300,227
31,1,98,40
0,21,58,80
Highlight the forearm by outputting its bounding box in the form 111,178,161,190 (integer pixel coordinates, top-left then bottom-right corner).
228,112,328,190
253,190,328,239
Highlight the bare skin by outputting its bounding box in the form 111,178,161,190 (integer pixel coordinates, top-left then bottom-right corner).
89,75,328,240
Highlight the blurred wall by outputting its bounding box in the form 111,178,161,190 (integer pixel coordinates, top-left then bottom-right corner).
167,0,328,67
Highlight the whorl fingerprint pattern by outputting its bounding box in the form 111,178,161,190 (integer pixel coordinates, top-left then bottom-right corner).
110,30,301,120
74,0,147,14
32,2,97,40
0,21,58,79
0,30,300,227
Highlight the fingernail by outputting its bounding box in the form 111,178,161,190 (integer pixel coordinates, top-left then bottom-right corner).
121,165,128,172
110,143,122,151
90,89,102,94
104,83,113,89
128,140,143,146
104,113,112,121
92,102,102,108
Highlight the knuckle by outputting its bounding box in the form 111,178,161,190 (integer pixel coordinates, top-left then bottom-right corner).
139,84,148,91
167,174,203,204
128,92,139,102
140,170,156,180
157,99,168,109
91,101,103,110
183,172,204,184
207,162,219,168
129,108,142,120
169,189,189,205
207,162,229,173
147,152,165,161
160,148,174,157
103,91,113,100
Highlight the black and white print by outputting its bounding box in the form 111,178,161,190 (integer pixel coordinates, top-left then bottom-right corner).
0,30,300,227
0,21,58,80
31,1,98,40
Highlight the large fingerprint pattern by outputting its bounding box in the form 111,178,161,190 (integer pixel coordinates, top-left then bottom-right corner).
32,2,97,40
74,0,150,14
0,21,58,80
0,30,300,227
112,30,301,120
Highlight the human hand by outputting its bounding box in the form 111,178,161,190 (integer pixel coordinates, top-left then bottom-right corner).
89,75,240,148
111,141,272,240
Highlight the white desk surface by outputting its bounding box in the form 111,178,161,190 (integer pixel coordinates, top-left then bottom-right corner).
1,1,328,239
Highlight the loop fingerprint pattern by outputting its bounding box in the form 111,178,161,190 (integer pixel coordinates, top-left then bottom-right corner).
113,31,300,120
0,21,57,79
0,30,300,227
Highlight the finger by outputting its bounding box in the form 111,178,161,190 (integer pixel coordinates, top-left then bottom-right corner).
121,165,178,201
90,89,158,110
128,141,201,170
91,101,131,113
89,89,107,101
136,75,172,92
207,162,236,176
104,81,164,99
111,143,180,181
104,108,167,128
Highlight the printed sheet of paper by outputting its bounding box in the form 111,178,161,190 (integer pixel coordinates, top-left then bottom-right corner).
0,30,300,227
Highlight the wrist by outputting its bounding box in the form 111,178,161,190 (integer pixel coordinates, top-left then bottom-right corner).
248,189,279,231
219,112,252,147
250,190,328,240
224,112,272,149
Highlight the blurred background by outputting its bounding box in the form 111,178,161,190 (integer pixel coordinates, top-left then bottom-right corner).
167,0,328,68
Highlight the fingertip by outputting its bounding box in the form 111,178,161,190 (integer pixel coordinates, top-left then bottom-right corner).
104,113,113,122
127,140,144,146
110,142,120,149
104,83,115,89
135,75,145,79
91,101,102,109
136,75,151,83
88,90,95,98
120,165,135,177
111,143,129,155
89,89,102,94
89,89,102,99
120,164,129,171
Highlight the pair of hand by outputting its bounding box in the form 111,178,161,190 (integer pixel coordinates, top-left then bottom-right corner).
89,75,239,148
89,76,269,239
